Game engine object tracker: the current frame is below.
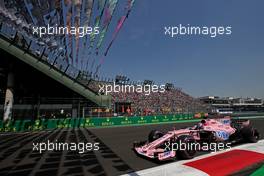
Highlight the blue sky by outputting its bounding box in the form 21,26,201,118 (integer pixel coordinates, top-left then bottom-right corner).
100,0,264,98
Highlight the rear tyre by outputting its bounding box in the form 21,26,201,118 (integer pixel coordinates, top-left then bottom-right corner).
176,135,197,159
148,130,164,142
241,126,260,143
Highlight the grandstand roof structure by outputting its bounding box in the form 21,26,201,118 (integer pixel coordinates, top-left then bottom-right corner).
0,0,135,74
0,0,136,107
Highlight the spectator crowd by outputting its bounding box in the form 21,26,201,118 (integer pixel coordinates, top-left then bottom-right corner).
88,80,206,116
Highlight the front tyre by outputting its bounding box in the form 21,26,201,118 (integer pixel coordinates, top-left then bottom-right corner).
148,130,164,142
176,135,197,159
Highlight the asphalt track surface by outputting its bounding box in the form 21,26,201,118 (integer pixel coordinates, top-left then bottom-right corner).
0,118,263,176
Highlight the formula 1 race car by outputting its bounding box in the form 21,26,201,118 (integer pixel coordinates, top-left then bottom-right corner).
133,117,260,161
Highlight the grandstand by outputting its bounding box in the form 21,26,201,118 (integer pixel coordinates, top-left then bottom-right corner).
87,79,206,116
200,96,264,114
0,22,111,121
0,27,205,121
0,0,205,122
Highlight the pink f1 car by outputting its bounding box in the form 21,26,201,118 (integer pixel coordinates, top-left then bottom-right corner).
133,117,259,161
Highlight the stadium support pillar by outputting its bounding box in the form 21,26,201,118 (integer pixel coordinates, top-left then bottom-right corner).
3,72,14,122
72,108,77,118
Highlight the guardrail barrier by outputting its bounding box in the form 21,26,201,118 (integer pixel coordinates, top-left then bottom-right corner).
0,114,196,132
